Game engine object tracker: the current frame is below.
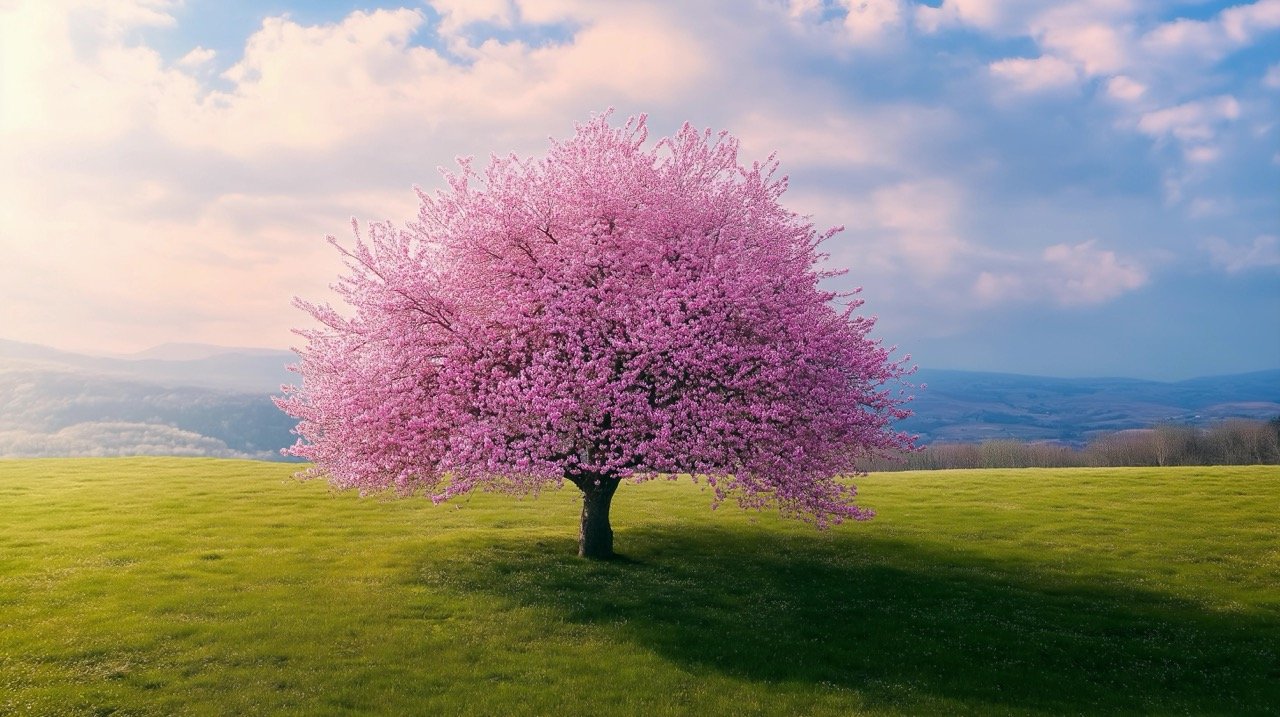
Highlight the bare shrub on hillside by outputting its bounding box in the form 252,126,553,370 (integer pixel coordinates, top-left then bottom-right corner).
868,418,1280,471
1198,419,1280,465
1087,430,1162,467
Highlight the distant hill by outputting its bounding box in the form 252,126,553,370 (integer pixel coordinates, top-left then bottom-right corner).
0,338,295,393
0,339,298,460
119,342,294,362
1,338,1277,457
903,369,1280,444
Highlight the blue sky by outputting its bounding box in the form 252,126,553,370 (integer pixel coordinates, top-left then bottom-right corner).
0,0,1276,379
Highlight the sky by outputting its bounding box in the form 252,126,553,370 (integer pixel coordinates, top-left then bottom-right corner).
0,0,1277,380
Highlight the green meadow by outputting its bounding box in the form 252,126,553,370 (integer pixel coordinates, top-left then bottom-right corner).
1,459,1276,716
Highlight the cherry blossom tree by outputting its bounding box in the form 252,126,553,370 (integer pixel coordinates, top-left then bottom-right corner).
276,113,914,559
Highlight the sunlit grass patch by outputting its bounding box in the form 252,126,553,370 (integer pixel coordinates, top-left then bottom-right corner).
0,459,1276,715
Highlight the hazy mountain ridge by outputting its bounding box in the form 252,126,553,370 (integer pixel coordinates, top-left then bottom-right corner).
1,339,1277,458
905,368,1280,444
119,342,293,362
0,340,298,460
0,338,296,393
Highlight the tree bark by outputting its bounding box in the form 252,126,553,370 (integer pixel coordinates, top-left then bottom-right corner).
573,474,620,559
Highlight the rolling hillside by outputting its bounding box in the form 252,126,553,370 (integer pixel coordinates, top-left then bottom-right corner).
0,339,297,459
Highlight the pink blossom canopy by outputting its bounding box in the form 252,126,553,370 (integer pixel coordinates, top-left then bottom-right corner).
276,113,914,526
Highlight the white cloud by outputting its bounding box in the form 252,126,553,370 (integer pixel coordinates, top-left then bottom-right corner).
510,0,591,22
781,0,906,48
1188,197,1230,218
960,0,1268,227
0,0,191,141
1044,240,1146,304
975,240,1147,306
785,0,823,22
1106,74,1146,102
1143,0,1280,60
914,0,1035,34
1184,145,1221,164
428,0,515,36
67,0,177,35
1221,0,1280,43
1203,235,1280,273
2,2,713,158
1041,240,1147,305
1264,63,1280,89
180,9,440,154
155,6,710,157
792,178,977,293
957,0,1277,221
868,180,973,277
841,0,905,44
734,105,947,170
0,0,772,354
973,270,1024,304
1137,95,1240,143
1038,21,1128,76
1142,17,1223,58
177,45,215,69
988,55,1080,93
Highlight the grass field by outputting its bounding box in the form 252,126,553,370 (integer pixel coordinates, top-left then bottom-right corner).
0,459,1276,716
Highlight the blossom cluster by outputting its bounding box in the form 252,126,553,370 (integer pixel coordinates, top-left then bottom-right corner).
276,113,914,525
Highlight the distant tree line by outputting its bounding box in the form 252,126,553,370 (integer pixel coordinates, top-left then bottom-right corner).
866,418,1280,471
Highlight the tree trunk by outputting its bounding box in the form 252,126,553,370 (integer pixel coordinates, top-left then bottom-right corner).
574,474,620,559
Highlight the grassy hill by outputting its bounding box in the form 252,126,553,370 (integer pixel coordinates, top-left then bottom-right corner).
1,459,1276,715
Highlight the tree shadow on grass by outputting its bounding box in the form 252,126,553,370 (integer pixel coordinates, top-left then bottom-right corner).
417,526,1279,715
